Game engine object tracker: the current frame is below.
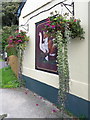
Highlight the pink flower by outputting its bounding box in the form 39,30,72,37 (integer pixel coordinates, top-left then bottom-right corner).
36,104,39,106
51,25,55,28
9,40,13,43
39,96,42,99
74,19,77,22
52,109,57,113
57,24,61,27
48,21,52,23
25,90,29,94
15,30,19,33
46,23,50,26
46,18,50,21
21,36,24,38
17,35,21,37
9,36,14,39
18,40,22,42
40,97,42,99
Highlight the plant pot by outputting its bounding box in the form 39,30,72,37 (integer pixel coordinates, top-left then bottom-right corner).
8,55,18,77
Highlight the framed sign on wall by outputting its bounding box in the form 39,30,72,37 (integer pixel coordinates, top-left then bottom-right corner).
35,19,57,74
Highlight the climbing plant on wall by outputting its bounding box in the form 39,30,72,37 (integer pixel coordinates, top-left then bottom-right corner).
43,11,85,112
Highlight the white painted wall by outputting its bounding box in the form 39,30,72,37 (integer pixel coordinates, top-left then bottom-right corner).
20,0,52,17
19,0,89,101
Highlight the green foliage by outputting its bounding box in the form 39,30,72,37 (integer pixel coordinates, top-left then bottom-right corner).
69,18,85,39
0,58,3,61
2,2,20,27
44,11,85,41
7,30,29,85
1,2,20,51
1,2,26,87
6,46,17,57
2,25,18,51
7,30,29,51
43,11,85,113
2,27,29,86
56,31,69,111
0,66,20,88
79,115,87,120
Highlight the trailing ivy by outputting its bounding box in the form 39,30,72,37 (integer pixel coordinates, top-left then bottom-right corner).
18,47,24,85
56,31,69,112
43,11,85,114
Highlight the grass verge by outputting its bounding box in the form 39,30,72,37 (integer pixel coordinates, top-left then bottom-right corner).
0,58,3,61
0,66,20,88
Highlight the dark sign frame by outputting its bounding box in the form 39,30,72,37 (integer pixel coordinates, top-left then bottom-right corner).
35,19,57,74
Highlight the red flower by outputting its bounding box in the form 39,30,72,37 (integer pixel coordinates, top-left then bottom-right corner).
74,19,77,22
40,97,42,99
9,36,14,39
17,35,21,38
18,40,22,42
21,36,24,38
9,40,13,43
48,21,52,23
47,18,50,21
51,25,55,28
46,23,50,27
36,104,39,106
52,109,57,113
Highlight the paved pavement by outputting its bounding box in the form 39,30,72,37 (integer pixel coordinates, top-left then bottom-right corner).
0,59,71,119
0,61,8,69
0,88,71,119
